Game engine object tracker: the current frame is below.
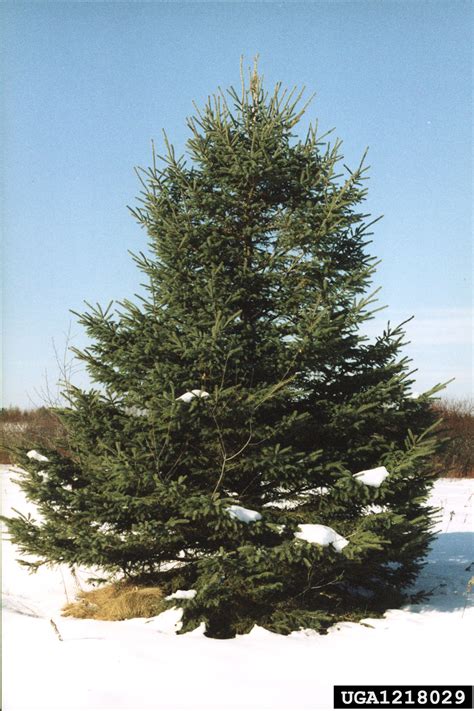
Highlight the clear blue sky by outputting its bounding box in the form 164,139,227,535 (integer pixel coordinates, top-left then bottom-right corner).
2,1,472,408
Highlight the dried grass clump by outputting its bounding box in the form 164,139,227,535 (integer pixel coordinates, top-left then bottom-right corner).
62,582,165,621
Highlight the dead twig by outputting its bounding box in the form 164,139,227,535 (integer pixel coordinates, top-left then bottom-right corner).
49,618,63,642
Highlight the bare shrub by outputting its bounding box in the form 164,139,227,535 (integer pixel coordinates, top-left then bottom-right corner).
433,398,474,478
0,407,67,464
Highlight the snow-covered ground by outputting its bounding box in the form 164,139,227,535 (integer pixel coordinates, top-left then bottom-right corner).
2,466,473,711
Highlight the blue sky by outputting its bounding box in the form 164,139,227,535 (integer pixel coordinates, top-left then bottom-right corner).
2,1,472,408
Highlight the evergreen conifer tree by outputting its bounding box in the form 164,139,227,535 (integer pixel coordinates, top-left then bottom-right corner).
4,63,443,638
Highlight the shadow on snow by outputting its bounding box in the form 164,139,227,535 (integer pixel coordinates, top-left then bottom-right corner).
407,531,474,613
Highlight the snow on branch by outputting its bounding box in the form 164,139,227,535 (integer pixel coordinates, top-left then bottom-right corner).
165,590,197,601
26,450,49,463
226,505,262,523
353,466,390,488
295,524,349,552
176,390,210,403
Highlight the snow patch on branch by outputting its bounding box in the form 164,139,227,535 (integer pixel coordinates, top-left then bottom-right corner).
295,524,349,552
354,466,390,488
176,390,210,403
165,589,197,601
363,504,388,515
313,486,329,495
95,523,114,533
26,450,49,463
226,505,262,523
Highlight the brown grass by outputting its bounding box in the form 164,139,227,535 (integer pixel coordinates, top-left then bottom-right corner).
61,582,165,621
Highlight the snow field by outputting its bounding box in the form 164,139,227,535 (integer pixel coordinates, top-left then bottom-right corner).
2,467,473,711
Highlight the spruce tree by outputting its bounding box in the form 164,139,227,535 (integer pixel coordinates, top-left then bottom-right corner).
4,64,443,638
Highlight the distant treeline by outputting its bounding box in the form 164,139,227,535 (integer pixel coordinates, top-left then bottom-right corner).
1,400,473,477
432,399,474,478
